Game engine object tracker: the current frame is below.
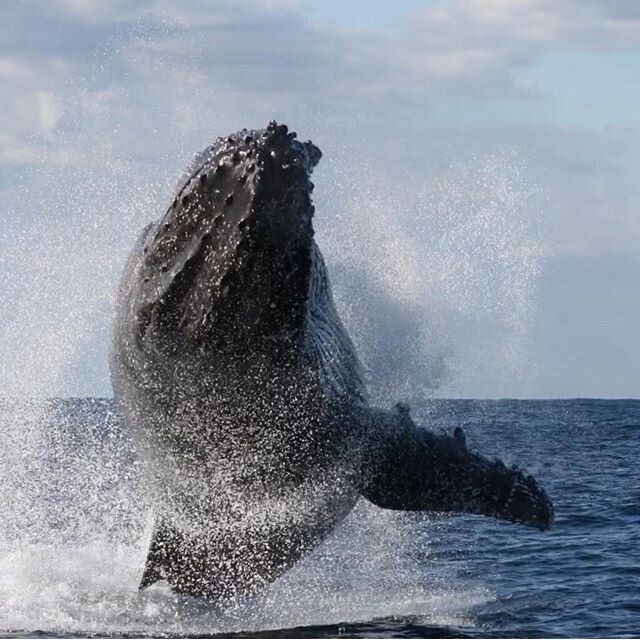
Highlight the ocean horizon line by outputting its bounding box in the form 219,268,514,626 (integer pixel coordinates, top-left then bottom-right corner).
1,396,639,403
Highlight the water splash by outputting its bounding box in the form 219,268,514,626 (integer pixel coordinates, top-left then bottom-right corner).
317,150,543,403
0,400,490,637
0,141,540,636
0,139,539,636
0,19,544,636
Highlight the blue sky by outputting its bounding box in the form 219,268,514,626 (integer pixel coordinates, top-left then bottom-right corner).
1,0,639,398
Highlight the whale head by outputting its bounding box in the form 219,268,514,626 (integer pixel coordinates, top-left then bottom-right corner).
133,122,321,350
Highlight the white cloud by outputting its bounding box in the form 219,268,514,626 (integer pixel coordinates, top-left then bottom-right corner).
0,55,76,162
379,0,640,97
51,0,151,23
4,0,640,250
4,0,640,146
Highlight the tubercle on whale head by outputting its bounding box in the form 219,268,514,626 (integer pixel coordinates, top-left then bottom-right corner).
134,122,322,348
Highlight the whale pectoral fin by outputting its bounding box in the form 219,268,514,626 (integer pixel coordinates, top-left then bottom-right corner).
138,517,231,599
139,517,174,590
356,405,554,530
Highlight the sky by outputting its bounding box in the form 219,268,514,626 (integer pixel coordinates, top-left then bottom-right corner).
0,0,639,399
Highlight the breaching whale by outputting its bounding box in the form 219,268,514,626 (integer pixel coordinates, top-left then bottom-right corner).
110,121,553,603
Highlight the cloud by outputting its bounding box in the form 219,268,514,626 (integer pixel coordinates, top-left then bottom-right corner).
4,0,640,161
5,0,640,145
381,0,640,97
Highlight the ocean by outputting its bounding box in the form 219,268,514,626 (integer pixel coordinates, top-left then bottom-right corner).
0,398,637,638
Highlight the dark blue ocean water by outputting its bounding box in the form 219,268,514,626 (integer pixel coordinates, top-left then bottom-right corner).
0,398,638,638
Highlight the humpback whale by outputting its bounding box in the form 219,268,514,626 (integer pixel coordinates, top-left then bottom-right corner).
110,121,553,603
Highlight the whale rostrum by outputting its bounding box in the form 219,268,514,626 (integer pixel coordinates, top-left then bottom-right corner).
110,121,553,602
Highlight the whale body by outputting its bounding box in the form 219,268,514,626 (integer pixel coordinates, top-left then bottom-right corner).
110,122,553,602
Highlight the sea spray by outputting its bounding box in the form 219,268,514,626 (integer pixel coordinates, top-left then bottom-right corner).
317,150,543,403
0,26,541,635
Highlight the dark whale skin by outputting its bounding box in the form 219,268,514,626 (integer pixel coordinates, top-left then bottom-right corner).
110,122,553,603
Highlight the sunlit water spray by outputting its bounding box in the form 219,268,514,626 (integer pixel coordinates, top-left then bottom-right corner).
317,151,542,404
0,401,491,636
0,152,538,636
0,26,543,637
0,156,535,635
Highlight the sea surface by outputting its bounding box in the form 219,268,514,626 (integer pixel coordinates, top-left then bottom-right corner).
0,398,638,638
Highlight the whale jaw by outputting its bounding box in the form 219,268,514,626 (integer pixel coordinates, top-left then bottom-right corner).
134,121,321,347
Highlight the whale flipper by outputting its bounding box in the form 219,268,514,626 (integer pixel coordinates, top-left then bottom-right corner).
357,405,554,530
139,517,175,590
140,517,228,597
